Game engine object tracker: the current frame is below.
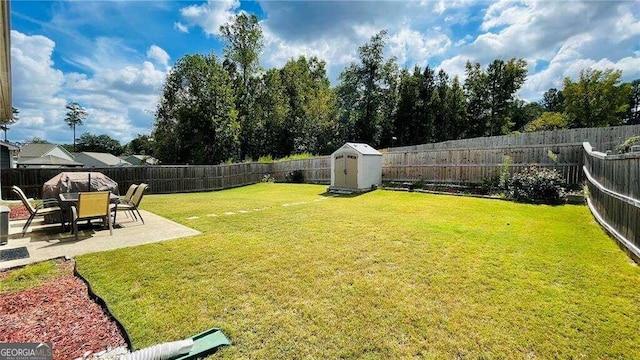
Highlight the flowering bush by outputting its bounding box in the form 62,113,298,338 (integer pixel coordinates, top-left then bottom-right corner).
508,166,566,204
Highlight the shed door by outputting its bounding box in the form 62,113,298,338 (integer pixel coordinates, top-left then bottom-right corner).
334,154,346,187
335,153,358,188
346,154,358,188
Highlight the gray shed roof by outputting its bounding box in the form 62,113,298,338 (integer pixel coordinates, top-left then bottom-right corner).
334,143,382,156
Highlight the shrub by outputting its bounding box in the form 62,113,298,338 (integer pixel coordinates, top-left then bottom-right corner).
508,166,566,204
261,174,275,183
258,155,274,163
480,176,499,195
411,179,425,190
615,135,639,154
524,112,568,132
285,170,304,183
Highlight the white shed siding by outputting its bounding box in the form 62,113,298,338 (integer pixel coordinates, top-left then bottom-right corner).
330,142,382,191
359,154,382,189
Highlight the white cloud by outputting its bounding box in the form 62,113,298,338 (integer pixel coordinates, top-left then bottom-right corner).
439,0,640,101
10,30,168,144
260,28,358,79
147,45,170,67
10,31,67,134
173,22,189,33
388,28,452,67
179,0,240,37
436,55,469,80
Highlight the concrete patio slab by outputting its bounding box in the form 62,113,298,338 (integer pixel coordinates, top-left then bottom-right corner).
0,210,201,270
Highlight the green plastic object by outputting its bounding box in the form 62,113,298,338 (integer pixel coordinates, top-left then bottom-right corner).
173,327,231,360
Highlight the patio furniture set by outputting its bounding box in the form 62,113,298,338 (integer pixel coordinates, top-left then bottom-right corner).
11,173,148,241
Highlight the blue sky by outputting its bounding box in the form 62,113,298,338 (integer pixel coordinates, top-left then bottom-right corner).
9,0,640,146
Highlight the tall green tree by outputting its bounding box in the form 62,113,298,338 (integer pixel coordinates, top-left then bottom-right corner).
250,69,290,159
416,66,436,144
219,13,263,89
219,13,264,159
432,69,450,142
75,132,123,155
464,61,490,138
486,58,528,136
0,106,18,141
541,88,564,113
65,102,88,152
448,76,467,139
625,79,640,125
126,134,155,156
378,58,399,148
336,30,398,147
509,100,544,131
280,56,338,155
563,68,631,128
394,67,421,146
154,53,239,164
464,58,527,136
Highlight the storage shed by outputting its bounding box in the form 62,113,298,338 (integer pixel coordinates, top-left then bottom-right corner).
329,143,382,193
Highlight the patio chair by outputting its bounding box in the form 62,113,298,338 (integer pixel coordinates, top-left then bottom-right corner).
120,184,138,204
71,191,112,241
12,185,65,236
112,183,148,224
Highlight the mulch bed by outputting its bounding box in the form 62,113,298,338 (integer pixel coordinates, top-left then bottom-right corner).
0,260,127,360
8,204,30,220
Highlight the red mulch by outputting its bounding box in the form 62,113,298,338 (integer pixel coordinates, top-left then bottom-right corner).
0,261,127,360
8,205,30,220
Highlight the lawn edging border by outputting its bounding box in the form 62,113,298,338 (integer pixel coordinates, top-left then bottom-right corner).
73,259,134,351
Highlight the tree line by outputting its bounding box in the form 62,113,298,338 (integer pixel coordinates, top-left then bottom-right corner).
4,13,637,164
152,14,638,164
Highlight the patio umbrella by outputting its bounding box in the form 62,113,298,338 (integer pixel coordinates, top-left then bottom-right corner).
42,172,120,199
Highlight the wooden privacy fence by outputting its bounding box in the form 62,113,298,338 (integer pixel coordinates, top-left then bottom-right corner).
1,163,272,199
390,124,640,153
2,124,638,198
270,156,331,183
583,142,640,262
382,143,584,185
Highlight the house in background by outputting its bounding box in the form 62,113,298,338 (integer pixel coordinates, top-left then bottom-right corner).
74,152,132,167
18,143,76,163
17,155,83,168
122,154,159,165
0,141,19,169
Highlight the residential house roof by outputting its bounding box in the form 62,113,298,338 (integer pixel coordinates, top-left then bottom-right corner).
75,152,132,167
0,140,19,151
19,143,74,159
17,155,83,167
122,154,159,165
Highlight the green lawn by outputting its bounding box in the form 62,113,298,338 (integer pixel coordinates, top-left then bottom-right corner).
68,184,640,358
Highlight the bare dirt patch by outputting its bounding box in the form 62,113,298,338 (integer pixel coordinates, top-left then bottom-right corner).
0,260,127,360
